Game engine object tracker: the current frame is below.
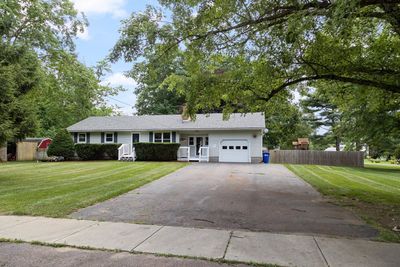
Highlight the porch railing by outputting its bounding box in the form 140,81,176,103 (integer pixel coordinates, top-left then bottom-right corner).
199,147,209,162
177,146,190,161
177,146,209,162
118,144,136,161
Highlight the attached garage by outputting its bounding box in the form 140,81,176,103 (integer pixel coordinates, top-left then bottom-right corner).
219,139,250,163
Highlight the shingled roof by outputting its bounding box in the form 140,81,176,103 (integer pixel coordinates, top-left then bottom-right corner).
67,113,265,132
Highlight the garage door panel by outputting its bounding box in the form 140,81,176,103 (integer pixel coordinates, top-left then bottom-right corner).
219,139,250,163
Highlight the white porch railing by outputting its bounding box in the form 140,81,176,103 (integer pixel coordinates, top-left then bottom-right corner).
177,146,190,161
118,144,136,161
198,147,209,162
177,146,209,162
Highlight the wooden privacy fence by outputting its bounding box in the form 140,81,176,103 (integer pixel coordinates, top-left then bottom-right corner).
269,150,364,167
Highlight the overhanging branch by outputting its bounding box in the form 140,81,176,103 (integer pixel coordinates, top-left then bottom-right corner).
256,74,400,102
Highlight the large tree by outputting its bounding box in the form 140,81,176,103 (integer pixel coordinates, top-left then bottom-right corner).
301,82,400,154
1,0,116,142
128,49,186,115
264,99,313,149
0,45,40,143
110,0,400,115
301,90,342,151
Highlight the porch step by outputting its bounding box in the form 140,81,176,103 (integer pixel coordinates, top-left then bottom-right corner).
119,154,135,161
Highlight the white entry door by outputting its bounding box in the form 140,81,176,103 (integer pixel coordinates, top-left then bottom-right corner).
219,139,250,163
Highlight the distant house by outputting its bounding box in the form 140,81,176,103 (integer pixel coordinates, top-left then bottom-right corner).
292,138,310,150
67,113,265,163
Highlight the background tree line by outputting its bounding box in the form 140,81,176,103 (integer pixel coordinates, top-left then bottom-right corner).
0,0,117,147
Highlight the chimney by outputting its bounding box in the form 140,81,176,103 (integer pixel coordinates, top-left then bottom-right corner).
180,104,191,122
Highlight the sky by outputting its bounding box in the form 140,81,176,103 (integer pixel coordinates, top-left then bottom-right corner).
71,0,159,115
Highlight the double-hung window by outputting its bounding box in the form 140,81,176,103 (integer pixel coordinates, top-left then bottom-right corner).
105,133,114,143
163,132,171,142
154,132,171,143
78,133,86,143
154,133,163,143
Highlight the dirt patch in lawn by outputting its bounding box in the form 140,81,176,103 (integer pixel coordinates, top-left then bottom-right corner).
331,197,400,242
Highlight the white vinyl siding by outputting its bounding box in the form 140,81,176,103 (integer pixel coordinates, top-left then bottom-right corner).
89,133,101,143
117,132,131,144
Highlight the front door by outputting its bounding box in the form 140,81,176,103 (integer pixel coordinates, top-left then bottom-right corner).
132,133,140,151
189,136,205,158
196,137,203,156
132,133,140,143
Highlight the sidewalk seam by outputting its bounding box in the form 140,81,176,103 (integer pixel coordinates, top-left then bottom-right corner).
313,236,330,267
222,231,233,259
52,222,98,243
130,225,164,252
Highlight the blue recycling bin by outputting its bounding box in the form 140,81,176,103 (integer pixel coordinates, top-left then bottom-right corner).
263,152,270,164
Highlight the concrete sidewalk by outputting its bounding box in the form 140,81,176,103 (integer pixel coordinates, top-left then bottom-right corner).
0,216,399,267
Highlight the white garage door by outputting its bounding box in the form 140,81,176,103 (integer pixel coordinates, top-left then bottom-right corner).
219,139,250,163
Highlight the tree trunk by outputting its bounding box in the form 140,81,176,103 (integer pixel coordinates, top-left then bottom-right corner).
335,137,341,151
0,143,7,162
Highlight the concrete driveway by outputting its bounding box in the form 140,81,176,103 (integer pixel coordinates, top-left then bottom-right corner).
70,164,377,238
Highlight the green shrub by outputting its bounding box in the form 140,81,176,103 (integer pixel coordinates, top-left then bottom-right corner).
102,144,119,159
394,146,400,160
47,129,75,159
75,144,121,160
134,143,180,161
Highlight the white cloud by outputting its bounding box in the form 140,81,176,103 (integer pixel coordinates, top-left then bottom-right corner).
71,0,128,18
101,73,137,115
101,73,137,88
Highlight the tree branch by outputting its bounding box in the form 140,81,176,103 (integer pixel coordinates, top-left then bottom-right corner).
256,74,400,102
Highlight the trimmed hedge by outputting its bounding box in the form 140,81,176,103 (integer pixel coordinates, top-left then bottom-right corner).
75,144,121,160
134,143,180,161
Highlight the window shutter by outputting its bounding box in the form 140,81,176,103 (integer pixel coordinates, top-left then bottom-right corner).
86,133,90,144
101,132,104,143
73,133,77,143
149,132,153,142
114,132,118,143
172,132,176,143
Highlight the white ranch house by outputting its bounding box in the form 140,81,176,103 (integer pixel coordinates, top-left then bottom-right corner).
67,113,265,163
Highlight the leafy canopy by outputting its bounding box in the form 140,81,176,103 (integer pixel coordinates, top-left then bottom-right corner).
1,0,117,143
110,0,400,115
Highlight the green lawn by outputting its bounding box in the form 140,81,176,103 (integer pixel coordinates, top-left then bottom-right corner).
286,164,400,242
0,161,187,217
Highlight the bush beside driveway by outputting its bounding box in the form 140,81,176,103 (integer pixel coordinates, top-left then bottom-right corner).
0,161,188,217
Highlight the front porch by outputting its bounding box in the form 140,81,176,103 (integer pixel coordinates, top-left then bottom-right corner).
117,133,210,162
177,134,209,162
177,146,209,162
117,144,209,162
